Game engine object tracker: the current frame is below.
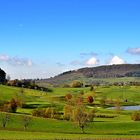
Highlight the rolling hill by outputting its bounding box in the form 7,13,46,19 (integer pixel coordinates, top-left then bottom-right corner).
36,64,140,86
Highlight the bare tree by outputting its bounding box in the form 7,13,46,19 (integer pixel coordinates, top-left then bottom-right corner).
0,112,10,128
22,115,32,130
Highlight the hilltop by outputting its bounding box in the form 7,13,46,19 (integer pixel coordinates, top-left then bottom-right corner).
36,64,140,86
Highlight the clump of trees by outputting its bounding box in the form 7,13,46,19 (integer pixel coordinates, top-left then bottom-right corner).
6,79,52,92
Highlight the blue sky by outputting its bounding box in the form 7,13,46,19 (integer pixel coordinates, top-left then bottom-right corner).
0,0,140,79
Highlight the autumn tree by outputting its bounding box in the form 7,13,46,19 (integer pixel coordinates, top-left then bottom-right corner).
72,105,89,133
64,104,73,120
87,96,94,104
2,98,18,113
10,98,18,113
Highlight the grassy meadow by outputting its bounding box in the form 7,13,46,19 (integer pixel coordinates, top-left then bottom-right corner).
0,84,140,139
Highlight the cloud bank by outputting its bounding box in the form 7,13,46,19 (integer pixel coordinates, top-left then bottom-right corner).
0,54,33,67
127,47,140,55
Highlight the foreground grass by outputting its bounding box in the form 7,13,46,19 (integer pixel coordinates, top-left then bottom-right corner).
0,130,140,140
0,113,140,135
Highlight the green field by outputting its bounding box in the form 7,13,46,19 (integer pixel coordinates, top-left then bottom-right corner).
0,85,140,139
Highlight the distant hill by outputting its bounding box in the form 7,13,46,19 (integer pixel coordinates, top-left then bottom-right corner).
36,64,140,86
0,68,6,83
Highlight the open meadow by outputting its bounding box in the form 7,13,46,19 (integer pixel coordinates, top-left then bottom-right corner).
0,84,140,139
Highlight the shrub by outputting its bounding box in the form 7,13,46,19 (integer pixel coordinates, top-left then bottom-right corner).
32,108,61,119
87,96,94,104
90,86,95,91
2,103,11,112
131,111,140,121
62,84,70,88
79,90,84,95
65,93,72,100
71,81,83,88
32,108,45,117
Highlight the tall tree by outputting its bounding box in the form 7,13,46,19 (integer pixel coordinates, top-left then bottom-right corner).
0,68,6,83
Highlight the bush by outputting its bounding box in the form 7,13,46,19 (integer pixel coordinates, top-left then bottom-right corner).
90,86,95,91
32,108,61,119
71,81,83,88
62,84,70,88
79,90,84,95
32,108,45,117
65,93,72,100
131,111,140,121
87,96,94,104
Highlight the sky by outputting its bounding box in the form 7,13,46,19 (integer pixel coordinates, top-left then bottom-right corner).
0,0,140,79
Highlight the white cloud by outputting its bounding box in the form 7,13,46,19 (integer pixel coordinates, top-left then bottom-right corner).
70,57,99,66
108,56,125,65
0,54,9,61
86,57,99,66
0,54,33,67
127,47,140,55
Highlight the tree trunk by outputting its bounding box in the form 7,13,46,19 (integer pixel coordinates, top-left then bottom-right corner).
81,126,85,134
